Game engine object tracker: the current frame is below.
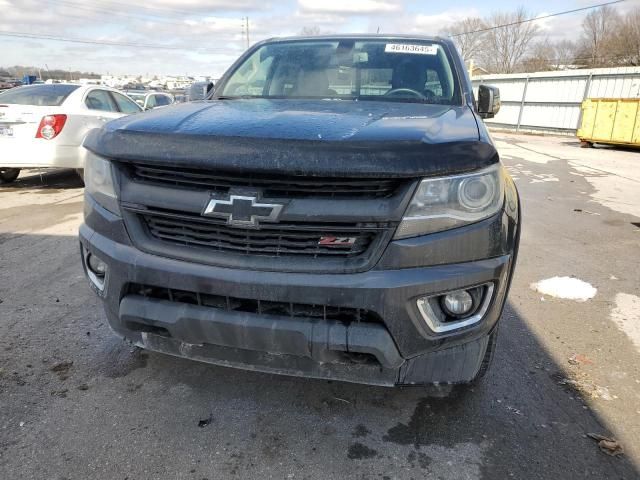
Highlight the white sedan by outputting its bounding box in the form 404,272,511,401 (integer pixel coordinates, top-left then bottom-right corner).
0,83,142,183
125,90,175,110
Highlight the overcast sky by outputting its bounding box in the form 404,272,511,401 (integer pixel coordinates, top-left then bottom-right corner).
0,0,637,77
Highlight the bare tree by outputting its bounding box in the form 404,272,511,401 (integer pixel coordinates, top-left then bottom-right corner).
622,7,640,65
609,7,640,65
442,17,487,62
553,39,578,68
480,8,539,73
579,5,620,66
521,40,555,72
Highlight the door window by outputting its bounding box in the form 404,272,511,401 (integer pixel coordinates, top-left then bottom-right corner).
111,92,142,114
145,95,157,109
85,90,118,112
155,94,171,106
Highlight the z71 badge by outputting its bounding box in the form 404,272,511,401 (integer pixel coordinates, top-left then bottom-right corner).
318,236,357,247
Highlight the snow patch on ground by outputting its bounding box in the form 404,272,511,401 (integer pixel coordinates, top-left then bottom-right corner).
611,293,640,351
531,276,597,301
494,141,555,164
504,164,558,184
569,162,640,218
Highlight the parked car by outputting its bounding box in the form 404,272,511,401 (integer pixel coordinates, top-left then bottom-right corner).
124,91,174,110
80,35,519,387
186,81,213,101
171,93,187,104
0,83,142,183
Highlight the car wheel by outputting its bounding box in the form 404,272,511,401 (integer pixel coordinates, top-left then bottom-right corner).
0,168,20,184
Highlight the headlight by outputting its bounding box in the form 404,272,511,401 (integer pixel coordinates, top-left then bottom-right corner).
84,150,119,215
394,164,504,239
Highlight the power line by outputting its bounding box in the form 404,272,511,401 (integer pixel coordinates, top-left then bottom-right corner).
11,0,255,49
526,52,640,64
3,1,630,59
85,0,198,17
53,0,202,28
450,0,627,37
476,53,640,73
5,1,248,53
56,0,253,27
0,31,184,49
88,0,229,18
0,30,241,53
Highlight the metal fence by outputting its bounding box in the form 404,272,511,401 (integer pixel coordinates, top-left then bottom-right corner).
472,67,640,134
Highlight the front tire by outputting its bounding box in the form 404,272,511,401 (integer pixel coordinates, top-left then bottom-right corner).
0,168,20,184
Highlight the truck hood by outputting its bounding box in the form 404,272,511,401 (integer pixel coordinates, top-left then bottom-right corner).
85,99,497,178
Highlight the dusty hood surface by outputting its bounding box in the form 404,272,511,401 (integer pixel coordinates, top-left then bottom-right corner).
85,99,497,178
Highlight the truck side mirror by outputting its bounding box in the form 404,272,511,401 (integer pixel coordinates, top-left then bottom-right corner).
477,85,500,119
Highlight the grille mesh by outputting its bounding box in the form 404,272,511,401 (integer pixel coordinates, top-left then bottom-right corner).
139,209,378,258
130,164,402,199
127,283,382,324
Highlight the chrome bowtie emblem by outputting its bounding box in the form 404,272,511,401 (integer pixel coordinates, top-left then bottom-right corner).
203,195,283,228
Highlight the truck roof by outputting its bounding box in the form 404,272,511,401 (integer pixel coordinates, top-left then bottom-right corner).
262,34,448,44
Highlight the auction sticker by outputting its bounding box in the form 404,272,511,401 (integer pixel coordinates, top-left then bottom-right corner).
385,44,438,55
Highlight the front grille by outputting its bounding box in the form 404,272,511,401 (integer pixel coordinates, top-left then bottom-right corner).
130,164,403,199
127,283,382,325
138,208,380,258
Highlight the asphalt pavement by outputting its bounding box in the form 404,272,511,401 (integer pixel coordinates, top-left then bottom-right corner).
1,133,639,479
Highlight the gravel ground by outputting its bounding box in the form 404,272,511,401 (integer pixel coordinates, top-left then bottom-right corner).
1,133,639,479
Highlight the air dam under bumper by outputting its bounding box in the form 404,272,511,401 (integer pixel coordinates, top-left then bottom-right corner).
80,221,513,387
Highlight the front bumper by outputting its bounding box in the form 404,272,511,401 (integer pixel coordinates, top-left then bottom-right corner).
80,193,518,386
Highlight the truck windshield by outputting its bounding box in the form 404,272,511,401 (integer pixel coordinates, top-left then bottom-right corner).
0,84,80,106
218,39,460,105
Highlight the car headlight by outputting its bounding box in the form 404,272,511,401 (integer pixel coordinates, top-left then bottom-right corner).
84,150,119,215
394,164,504,239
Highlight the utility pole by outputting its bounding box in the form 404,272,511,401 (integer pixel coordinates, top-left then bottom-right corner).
242,17,250,49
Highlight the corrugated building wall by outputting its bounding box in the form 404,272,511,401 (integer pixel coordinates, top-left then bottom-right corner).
472,67,640,134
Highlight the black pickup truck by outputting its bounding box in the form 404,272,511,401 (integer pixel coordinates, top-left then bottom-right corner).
80,35,519,387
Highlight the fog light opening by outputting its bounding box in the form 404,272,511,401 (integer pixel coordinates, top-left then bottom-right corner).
83,249,107,292
416,283,495,334
87,253,107,277
441,290,474,317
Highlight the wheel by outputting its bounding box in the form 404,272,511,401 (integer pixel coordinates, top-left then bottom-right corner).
0,168,20,184
580,140,594,148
